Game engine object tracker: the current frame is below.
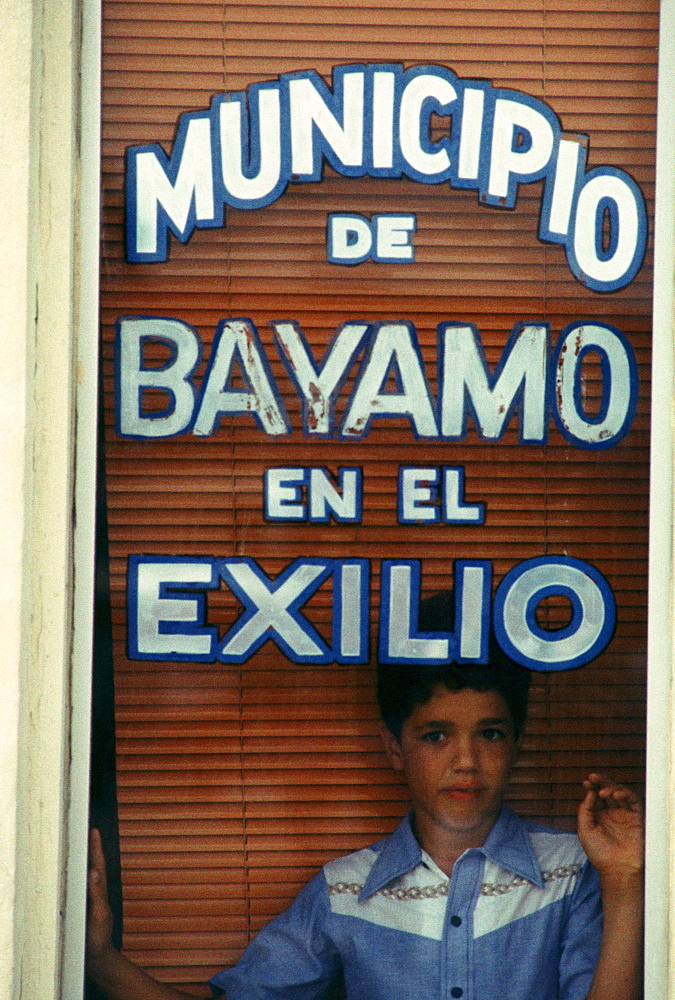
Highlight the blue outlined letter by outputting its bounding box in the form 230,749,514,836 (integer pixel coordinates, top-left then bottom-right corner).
342,322,438,438
213,84,286,209
552,321,638,449
378,559,491,664
333,560,370,662
493,556,616,671
128,555,218,661
218,557,333,663
439,322,548,442
126,113,218,262
194,318,289,436
271,320,370,434
116,317,201,439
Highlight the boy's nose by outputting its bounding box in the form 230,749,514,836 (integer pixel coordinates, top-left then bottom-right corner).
452,737,478,770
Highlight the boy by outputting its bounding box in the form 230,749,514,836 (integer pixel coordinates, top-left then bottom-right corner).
87,593,644,1000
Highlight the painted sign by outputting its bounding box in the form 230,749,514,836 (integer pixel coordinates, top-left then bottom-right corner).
119,311,634,671
118,68,644,674
125,63,647,293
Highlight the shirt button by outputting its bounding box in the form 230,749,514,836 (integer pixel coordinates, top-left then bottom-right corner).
450,915,462,927
451,989,463,998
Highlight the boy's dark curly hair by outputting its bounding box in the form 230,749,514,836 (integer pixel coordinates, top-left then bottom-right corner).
377,590,531,741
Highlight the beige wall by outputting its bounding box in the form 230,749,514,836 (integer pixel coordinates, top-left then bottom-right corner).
0,0,672,997
0,0,99,997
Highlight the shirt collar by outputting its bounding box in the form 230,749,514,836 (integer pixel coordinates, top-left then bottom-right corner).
359,805,543,901
480,805,544,888
359,812,423,901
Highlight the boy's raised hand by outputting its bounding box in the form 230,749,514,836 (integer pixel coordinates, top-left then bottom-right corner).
576,772,644,881
577,775,644,1000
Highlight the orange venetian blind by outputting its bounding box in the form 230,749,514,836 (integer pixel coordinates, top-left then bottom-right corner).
100,0,655,992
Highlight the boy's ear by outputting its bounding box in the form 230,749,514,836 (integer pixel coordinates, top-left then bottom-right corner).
379,722,405,772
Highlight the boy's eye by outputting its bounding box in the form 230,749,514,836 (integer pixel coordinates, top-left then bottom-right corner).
481,727,506,741
421,730,446,744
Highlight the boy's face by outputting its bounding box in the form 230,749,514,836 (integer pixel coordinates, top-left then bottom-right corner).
382,683,520,860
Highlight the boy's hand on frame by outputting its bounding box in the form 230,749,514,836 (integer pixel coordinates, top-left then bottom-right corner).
87,828,116,975
576,773,644,885
86,827,199,999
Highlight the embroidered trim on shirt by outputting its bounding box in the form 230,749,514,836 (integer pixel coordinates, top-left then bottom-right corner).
328,862,582,903
479,863,583,896
328,880,450,901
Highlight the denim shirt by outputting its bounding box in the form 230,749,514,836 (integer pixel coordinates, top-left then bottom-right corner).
210,805,602,1000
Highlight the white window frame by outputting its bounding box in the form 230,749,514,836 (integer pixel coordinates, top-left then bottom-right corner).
645,0,675,994
1,1,671,997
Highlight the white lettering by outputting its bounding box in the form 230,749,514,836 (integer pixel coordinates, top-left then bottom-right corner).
117,317,200,438
342,323,438,437
488,98,555,203
327,215,373,262
289,71,364,177
272,319,369,434
130,558,216,658
194,319,289,436
554,322,637,448
131,116,214,259
572,173,642,288
439,323,548,441
123,62,647,291
218,87,282,204
308,468,361,521
115,316,637,446
399,73,456,177
494,557,615,671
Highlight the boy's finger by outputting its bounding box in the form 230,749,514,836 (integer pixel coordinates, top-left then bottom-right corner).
596,784,622,800
577,786,598,822
582,771,609,789
599,787,643,811
89,828,108,894
582,774,641,806
587,787,627,811
598,784,630,799
89,827,102,865
88,862,105,903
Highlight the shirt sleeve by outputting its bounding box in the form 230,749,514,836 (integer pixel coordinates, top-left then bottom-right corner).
209,871,342,1000
558,859,603,1000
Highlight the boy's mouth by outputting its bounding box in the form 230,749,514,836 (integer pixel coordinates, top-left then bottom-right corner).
444,787,482,801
